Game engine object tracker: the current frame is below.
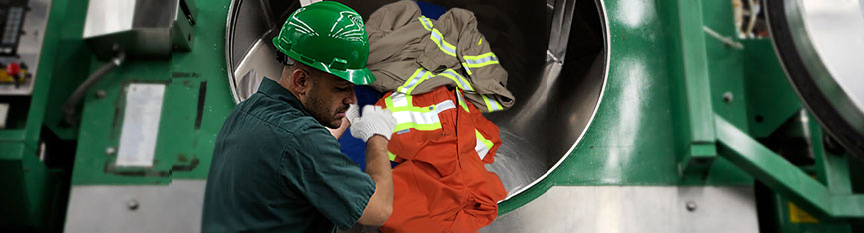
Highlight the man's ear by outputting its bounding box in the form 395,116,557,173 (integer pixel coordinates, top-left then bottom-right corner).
290,68,312,96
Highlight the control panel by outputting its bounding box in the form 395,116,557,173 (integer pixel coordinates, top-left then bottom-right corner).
0,0,50,95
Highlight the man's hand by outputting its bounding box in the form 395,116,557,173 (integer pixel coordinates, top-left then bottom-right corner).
349,105,396,142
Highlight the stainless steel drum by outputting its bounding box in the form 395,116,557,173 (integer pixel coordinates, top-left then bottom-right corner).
225,0,607,199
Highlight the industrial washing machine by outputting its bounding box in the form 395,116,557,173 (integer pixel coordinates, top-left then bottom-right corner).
1,0,863,232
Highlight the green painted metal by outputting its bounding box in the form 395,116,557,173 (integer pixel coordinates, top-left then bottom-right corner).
754,112,857,232
499,0,757,214
716,114,864,220
809,113,853,194
0,142,68,232
700,0,752,130
70,0,235,185
742,40,802,138
676,0,718,174
0,0,93,231
0,143,42,229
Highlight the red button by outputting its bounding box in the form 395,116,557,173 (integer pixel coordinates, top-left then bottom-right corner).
6,62,19,77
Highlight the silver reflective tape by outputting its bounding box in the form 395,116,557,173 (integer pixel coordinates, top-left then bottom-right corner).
482,94,502,112
441,70,472,91
391,100,455,125
489,98,501,111
391,92,409,107
465,55,499,64
475,138,490,160
399,69,427,93
420,17,433,30
430,30,457,55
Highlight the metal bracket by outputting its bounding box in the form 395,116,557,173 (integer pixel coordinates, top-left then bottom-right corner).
715,114,864,220
677,0,718,176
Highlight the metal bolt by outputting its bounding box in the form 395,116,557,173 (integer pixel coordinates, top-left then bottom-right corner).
686,201,697,211
106,147,116,155
96,89,107,99
126,199,139,210
722,92,734,103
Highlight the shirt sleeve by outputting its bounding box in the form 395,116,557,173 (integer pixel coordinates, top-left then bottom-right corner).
281,122,376,230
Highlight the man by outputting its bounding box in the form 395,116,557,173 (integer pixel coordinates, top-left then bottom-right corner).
202,2,396,232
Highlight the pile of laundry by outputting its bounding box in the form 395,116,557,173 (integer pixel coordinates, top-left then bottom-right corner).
362,1,515,232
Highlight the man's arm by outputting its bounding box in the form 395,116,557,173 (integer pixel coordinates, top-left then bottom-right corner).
356,136,393,226
346,105,396,226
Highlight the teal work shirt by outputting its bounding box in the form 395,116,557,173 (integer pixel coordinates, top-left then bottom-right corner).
202,78,375,232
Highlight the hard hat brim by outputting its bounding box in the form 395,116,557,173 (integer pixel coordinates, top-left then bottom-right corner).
274,40,376,85
321,65,376,85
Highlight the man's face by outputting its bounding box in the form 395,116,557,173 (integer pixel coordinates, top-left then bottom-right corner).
304,72,356,129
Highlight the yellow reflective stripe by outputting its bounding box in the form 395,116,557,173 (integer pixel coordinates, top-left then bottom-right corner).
476,130,494,148
418,16,433,31
478,38,482,45
464,60,500,68
492,98,503,111
461,62,473,75
388,96,450,113
394,122,442,132
397,69,428,94
384,94,396,109
385,96,394,109
405,72,432,95
463,52,499,68
384,93,459,133
418,17,456,57
475,129,494,160
388,151,397,161
388,104,434,113
437,69,474,92
480,94,503,112
430,29,457,57
396,69,422,93
456,90,470,113
462,52,496,60
385,92,412,109
390,100,456,132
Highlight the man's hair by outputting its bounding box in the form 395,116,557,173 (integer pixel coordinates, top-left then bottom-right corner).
277,52,325,79
284,60,325,83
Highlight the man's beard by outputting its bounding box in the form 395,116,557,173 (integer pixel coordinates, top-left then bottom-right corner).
307,89,348,129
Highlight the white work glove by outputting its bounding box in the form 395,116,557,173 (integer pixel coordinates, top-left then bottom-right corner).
346,104,360,125
349,105,397,142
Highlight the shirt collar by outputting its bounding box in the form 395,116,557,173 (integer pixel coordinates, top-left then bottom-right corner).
258,78,311,117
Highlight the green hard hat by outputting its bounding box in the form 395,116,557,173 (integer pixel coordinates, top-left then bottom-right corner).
273,1,375,85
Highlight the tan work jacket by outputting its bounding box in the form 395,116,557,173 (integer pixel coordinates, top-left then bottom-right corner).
365,0,515,112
